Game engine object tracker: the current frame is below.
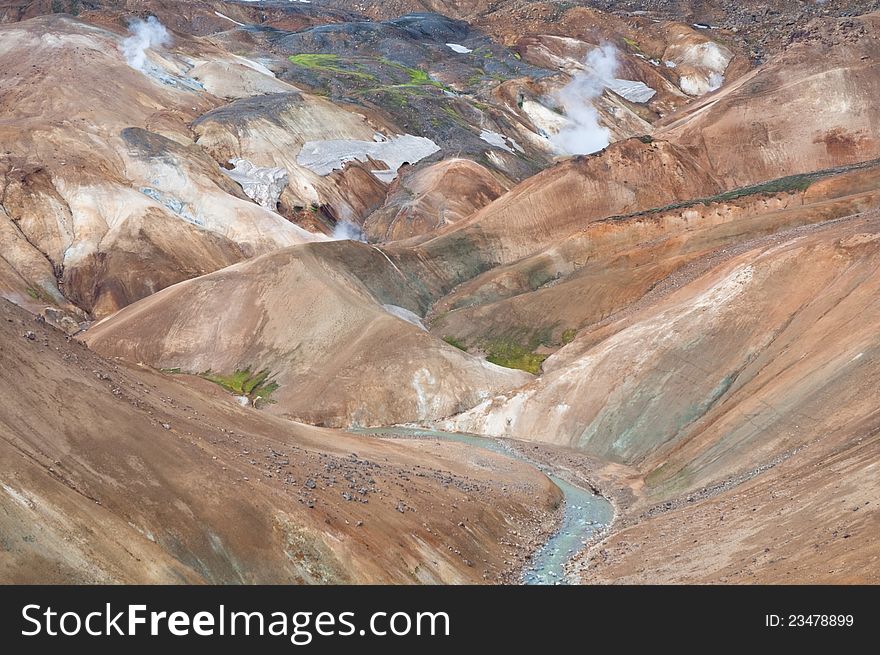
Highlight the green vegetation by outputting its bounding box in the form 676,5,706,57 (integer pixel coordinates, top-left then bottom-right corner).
378,59,447,90
441,105,469,127
367,87,412,109
200,368,279,404
401,66,435,86
485,340,547,375
561,328,577,345
289,53,339,68
289,54,448,94
637,134,654,144
25,286,54,304
623,37,642,53
160,367,182,374
442,335,468,351
467,72,485,86
288,54,377,81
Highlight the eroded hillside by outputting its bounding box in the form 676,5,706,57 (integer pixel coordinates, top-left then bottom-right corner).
0,298,560,583
2,1,879,584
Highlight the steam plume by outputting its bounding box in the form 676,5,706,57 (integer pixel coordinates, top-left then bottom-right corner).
122,16,170,72
550,44,618,156
331,221,366,242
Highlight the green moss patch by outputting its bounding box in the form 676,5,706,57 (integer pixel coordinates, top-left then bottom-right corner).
622,37,642,53
442,335,468,351
200,368,279,405
288,54,377,81
376,59,448,90
485,340,547,375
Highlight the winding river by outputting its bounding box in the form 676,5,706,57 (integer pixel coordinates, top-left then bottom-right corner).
352,427,613,585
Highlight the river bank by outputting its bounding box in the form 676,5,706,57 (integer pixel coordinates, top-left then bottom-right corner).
353,427,622,584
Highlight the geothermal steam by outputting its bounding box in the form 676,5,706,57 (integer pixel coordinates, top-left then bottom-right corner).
122,16,170,72
331,220,366,241
551,44,618,156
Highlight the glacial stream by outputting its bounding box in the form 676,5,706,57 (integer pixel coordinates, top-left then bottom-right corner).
352,427,613,585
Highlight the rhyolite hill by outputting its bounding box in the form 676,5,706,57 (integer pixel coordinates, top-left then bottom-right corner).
1,0,878,584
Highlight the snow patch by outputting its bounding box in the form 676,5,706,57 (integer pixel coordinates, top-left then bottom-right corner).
479,129,523,153
232,55,276,78
222,158,289,210
214,11,246,27
446,43,472,54
297,134,440,181
604,78,656,103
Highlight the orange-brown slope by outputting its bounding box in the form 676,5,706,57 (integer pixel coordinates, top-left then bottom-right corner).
82,240,529,428
389,137,723,294
337,0,749,86
443,211,880,583
0,0,355,34
429,161,880,349
0,298,559,583
447,212,880,479
386,14,880,310
584,420,880,583
0,15,322,321
656,13,880,187
364,158,508,242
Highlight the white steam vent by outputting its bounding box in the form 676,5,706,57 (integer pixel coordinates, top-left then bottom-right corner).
122,16,170,72
330,221,366,242
551,44,618,156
